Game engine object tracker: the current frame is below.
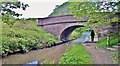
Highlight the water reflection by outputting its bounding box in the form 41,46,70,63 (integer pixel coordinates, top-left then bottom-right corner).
72,32,90,44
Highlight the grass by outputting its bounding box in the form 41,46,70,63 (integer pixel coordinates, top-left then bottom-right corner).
95,38,107,48
1,19,59,57
112,51,119,63
95,32,119,48
95,33,119,63
59,44,93,64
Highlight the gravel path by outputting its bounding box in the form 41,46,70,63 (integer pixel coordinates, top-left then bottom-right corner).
83,43,115,64
1,44,69,64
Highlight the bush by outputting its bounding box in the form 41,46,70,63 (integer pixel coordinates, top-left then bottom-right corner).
1,13,15,27
96,38,107,48
1,19,59,57
96,32,119,48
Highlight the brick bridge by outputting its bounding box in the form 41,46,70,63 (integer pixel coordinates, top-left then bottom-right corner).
38,15,89,41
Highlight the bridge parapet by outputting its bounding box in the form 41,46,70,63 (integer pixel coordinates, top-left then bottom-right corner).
38,15,88,26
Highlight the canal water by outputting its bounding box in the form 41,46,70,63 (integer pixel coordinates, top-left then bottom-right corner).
72,32,91,44
1,32,91,65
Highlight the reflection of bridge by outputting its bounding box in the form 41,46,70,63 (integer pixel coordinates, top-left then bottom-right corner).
38,15,89,41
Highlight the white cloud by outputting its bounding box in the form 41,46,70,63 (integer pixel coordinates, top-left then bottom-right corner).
15,0,68,18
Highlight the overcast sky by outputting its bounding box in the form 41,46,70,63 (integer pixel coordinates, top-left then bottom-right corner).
13,0,119,18
14,0,68,18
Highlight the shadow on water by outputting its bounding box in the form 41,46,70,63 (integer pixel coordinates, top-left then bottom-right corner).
71,32,91,44
22,32,92,65
2,32,93,65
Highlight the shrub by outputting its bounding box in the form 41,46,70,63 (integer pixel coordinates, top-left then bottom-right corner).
1,19,59,57
96,32,119,48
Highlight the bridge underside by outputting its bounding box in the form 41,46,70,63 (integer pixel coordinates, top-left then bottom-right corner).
60,25,84,41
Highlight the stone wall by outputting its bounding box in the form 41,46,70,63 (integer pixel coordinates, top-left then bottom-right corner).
90,22,119,40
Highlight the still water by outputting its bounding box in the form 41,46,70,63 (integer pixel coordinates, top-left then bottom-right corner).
72,32,91,44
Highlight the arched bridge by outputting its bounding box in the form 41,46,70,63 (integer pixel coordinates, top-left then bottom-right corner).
38,15,89,41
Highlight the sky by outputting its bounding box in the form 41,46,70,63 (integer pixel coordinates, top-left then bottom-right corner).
13,0,119,18
14,0,69,18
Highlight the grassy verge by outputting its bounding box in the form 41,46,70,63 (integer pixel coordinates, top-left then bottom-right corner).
95,33,119,48
1,19,59,57
95,33,119,63
112,51,119,63
59,44,93,64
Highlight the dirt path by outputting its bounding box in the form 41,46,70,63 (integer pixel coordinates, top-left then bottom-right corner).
83,43,115,64
1,44,69,64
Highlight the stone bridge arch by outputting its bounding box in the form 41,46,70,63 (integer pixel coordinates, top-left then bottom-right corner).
60,25,84,41
38,15,89,41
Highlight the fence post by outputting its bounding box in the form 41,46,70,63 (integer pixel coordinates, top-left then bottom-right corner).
107,33,110,47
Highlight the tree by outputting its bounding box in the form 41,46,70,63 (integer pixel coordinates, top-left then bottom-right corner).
69,1,119,46
0,1,29,27
69,2,98,18
69,1,119,27
1,1,29,17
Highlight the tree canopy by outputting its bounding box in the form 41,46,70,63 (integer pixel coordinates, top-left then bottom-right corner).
0,1,29,26
1,1,29,17
69,1,119,27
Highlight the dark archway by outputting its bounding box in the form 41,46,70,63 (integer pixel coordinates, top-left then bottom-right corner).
60,25,84,41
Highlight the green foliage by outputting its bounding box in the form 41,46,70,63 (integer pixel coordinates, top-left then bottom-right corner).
59,44,93,64
1,1,29,16
0,3,2,10
96,33,119,48
49,2,70,16
1,19,59,57
71,27,91,39
112,51,119,63
0,0,18,2
0,1,29,28
69,2,119,27
96,38,107,48
117,1,120,12
111,36,118,47
88,12,119,26
69,2,98,18
1,13,15,27
50,1,119,28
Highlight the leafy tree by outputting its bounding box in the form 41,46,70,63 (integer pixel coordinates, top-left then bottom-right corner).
69,1,119,47
0,1,29,27
69,2,98,18
69,1,119,27
97,2,119,12
1,1,29,16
